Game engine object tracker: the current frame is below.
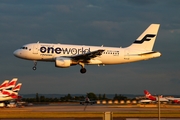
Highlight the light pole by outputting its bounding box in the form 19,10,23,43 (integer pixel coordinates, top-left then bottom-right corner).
158,95,160,120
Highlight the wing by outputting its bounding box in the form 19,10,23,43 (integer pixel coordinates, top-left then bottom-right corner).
70,49,105,62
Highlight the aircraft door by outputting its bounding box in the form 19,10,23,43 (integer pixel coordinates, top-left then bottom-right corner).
33,43,39,54
124,50,129,60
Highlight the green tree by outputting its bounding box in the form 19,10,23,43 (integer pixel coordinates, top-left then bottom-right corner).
98,94,102,100
40,95,46,102
113,94,127,100
87,92,97,100
36,93,39,102
102,94,107,99
114,94,118,100
66,94,72,100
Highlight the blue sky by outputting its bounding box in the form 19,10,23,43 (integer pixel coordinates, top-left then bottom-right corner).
0,0,180,95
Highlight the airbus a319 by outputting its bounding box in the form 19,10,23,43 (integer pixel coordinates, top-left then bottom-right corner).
14,24,161,74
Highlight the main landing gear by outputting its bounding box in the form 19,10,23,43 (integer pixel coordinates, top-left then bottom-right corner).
79,63,86,74
31,61,87,74
32,61,37,70
80,68,86,74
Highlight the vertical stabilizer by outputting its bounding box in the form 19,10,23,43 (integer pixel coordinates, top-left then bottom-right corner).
144,90,156,101
5,78,18,90
0,80,9,90
1,83,22,96
13,83,22,92
128,24,160,51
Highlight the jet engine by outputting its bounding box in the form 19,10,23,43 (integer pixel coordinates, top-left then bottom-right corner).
55,57,72,68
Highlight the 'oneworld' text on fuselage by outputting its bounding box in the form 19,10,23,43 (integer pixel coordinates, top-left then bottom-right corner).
40,46,91,55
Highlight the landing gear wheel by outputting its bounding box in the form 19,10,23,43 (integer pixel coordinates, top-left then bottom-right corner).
80,68,86,74
32,67,37,70
32,61,37,70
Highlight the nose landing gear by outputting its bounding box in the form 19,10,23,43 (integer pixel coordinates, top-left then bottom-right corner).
32,61,37,70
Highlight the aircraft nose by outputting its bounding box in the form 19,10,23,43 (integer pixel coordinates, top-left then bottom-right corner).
13,50,21,57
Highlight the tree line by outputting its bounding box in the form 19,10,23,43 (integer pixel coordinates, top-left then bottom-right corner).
21,92,128,103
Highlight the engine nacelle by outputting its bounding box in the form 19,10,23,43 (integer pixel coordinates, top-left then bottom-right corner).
55,57,72,68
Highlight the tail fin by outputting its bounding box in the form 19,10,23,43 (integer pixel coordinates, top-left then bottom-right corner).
144,90,156,101
0,80,9,90
1,89,12,96
1,89,20,98
13,83,22,92
144,90,151,98
1,83,22,96
5,78,18,90
128,24,160,51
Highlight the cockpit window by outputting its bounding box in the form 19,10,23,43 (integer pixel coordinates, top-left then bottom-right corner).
20,47,28,50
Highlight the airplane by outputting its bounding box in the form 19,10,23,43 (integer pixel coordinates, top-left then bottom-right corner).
1,83,22,96
12,83,22,94
1,78,18,91
166,97,180,103
14,24,161,74
138,99,153,104
0,78,22,101
0,78,17,95
144,90,180,103
144,90,169,102
80,97,96,105
0,84,22,107
0,92,21,102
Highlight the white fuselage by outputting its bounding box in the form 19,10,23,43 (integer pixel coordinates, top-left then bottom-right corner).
14,43,160,65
